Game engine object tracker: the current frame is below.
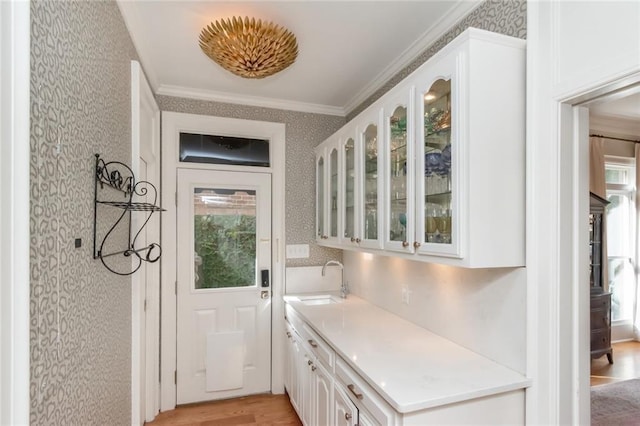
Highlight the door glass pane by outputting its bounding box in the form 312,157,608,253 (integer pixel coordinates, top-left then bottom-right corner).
424,79,452,245
389,106,407,242
344,138,355,239
363,124,378,240
193,188,256,289
330,149,338,237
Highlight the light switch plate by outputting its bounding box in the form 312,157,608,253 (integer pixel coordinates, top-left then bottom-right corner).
286,244,309,259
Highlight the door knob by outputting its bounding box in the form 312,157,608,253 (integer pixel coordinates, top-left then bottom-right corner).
414,241,421,249
402,241,409,247
345,413,352,420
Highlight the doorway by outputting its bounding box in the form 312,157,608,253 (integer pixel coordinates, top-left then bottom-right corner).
175,168,272,404
565,81,640,422
160,112,286,411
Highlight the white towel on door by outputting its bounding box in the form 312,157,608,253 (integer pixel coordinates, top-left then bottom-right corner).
206,331,244,392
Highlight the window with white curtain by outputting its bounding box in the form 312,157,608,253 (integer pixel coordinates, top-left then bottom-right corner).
605,156,636,322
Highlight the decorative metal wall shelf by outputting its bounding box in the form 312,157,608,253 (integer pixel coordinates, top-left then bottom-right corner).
93,154,164,275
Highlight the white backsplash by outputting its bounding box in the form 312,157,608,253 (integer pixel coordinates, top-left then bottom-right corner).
343,251,526,374
286,265,343,294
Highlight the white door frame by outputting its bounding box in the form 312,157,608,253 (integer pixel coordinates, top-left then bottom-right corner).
131,60,161,424
0,1,30,424
160,112,286,411
527,2,640,423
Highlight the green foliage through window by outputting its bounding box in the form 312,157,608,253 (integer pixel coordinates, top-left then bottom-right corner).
194,214,256,288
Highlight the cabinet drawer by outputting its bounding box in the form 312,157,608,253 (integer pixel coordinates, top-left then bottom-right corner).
301,322,334,370
590,309,610,329
335,357,396,426
590,328,611,351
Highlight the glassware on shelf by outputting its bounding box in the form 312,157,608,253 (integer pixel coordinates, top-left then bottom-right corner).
388,105,408,244
330,148,338,238
423,78,452,246
363,124,378,241
344,138,355,239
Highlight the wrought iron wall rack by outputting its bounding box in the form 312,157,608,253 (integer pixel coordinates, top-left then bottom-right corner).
93,154,164,275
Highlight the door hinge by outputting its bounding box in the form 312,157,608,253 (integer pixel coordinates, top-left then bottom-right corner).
174,370,177,384
143,299,147,312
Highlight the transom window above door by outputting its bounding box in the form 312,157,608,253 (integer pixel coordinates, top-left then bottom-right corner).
179,132,270,167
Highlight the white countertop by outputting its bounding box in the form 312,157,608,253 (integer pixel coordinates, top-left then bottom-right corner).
284,293,530,414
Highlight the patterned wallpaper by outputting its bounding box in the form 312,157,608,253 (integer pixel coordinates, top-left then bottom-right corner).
157,96,345,267
30,1,138,424
346,0,527,120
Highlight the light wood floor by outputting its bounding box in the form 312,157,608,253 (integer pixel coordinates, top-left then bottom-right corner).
145,394,301,426
591,341,640,386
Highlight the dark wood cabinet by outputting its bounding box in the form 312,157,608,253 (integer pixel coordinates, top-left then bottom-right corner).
589,192,612,363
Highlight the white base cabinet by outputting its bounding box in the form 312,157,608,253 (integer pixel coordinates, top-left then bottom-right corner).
284,303,525,425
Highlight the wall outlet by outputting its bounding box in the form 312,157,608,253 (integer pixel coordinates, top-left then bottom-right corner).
286,244,310,259
401,286,411,305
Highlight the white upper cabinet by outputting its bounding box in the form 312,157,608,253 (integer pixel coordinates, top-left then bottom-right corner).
315,147,327,241
316,28,525,268
383,82,415,254
339,124,359,247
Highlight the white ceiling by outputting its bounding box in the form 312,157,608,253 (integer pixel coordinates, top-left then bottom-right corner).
117,1,480,116
590,92,640,120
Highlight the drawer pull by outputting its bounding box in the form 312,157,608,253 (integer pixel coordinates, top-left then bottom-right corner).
308,339,318,348
347,384,363,400
345,413,352,420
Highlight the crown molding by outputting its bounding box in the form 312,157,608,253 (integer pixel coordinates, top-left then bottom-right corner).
156,84,346,117
342,1,482,115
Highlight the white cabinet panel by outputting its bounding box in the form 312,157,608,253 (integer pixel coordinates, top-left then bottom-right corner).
334,384,358,426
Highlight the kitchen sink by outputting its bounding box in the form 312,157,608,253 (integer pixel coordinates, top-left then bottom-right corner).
292,294,342,305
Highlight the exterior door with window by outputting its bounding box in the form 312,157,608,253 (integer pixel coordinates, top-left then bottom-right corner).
176,168,272,404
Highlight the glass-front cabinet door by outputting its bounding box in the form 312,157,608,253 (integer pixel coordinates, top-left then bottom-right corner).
384,86,414,253
341,131,358,247
416,71,459,257
315,148,327,241
358,109,383,249
327,144,340,243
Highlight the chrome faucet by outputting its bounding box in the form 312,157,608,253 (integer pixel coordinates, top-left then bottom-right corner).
322,260,348,298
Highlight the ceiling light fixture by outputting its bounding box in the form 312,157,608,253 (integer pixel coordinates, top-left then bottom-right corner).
199,16,298,79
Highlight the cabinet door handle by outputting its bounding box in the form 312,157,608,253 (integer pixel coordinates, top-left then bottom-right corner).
286,331,291,338
413,241,421,249
350,237,356,243
308,339,318,348
345,413,352,420
311,365,316,371
402,241,409,247
308,359,313,366
355,238,361,243
347,384,363,400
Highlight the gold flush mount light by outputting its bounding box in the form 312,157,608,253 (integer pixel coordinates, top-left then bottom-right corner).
199,16,298,79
